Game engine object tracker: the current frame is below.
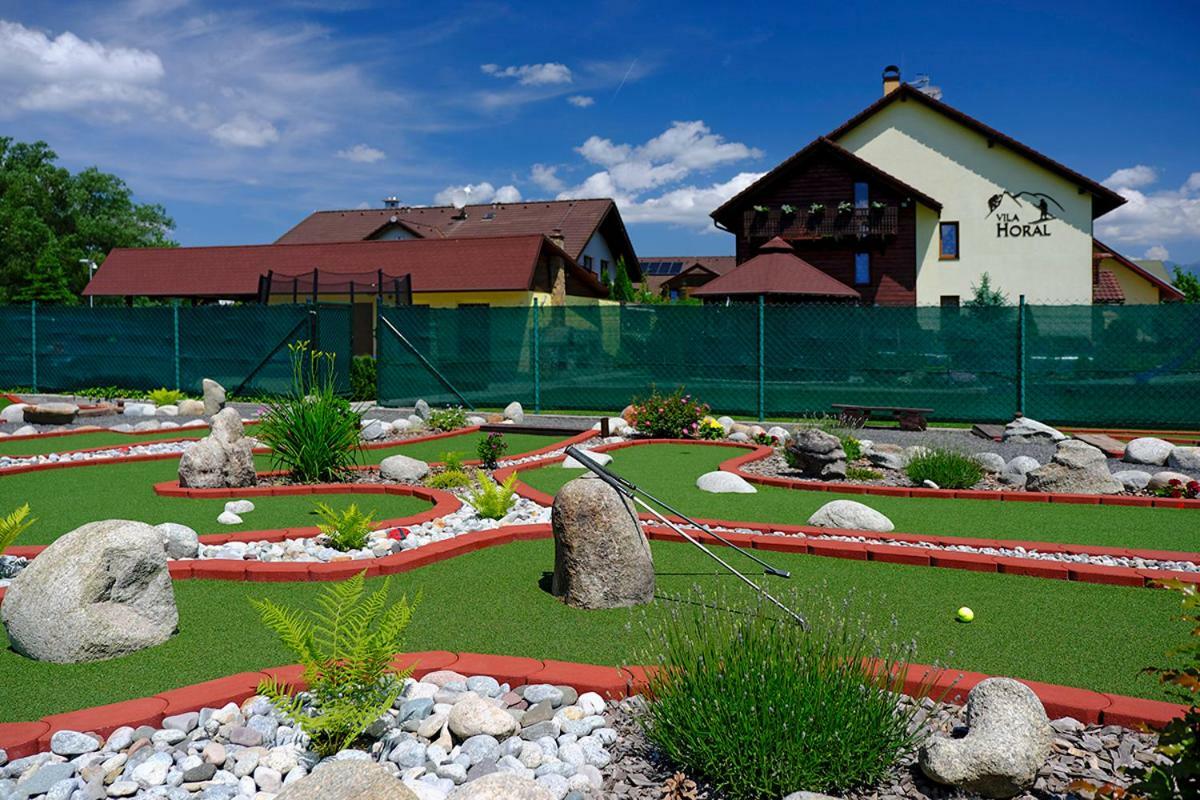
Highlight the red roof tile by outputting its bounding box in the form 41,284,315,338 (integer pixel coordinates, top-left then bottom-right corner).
1092,267,1125,304
691,238,861,299
84,236,605,298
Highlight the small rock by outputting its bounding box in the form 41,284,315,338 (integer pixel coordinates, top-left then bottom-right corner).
1112,470,1153,492
695,471,757,494
448,694,519,739
1149,471,1195,491
217,511,243,525
561,450,612,469
225,500,255,515
503,402,524,424
807,500,893,532
50,730,100,756
380,455,431,482
1124,437,1175,466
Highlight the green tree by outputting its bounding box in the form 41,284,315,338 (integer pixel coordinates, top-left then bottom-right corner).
0,137,176,303
964,271,1008,308
1172,267,1200,303
611,256,636,302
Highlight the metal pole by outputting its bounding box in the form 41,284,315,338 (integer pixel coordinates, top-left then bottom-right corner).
378,314,475,410
1018,294,1026,415
757,295,765,421
173,300,181,390
30,300,37,393
533,300,541,413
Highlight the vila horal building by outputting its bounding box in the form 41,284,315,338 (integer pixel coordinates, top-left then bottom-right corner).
700,67,1182,306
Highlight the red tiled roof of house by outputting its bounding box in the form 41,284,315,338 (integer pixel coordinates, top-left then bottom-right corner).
1092,267,1125,304
1092,238,1184,301
276,198,621,260
84,235,605,298
691,238,861,299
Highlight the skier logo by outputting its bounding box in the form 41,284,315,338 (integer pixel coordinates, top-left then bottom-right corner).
987,191,1064,238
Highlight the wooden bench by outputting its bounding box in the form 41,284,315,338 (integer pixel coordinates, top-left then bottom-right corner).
831,404,934,432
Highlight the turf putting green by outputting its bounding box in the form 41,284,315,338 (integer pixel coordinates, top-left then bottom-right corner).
0,538,1182,721
518,443,1200,552
360,431,562,465
0,427,212,457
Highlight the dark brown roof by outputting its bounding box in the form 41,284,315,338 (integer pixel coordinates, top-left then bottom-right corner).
1092,267,1125,304
1093,238,1184,301
711,137,942,226
276,198,639,276
84,235,607,299
827,84,1126,218
638,256,736,292
691,238,860,299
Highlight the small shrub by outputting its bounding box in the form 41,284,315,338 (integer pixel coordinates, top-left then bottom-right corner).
466,473,518,519
841,435,863,462
905,447,983,489
476,432,508,469
846,466,883,480
0,504,34,550
350,355,377,402
627,387,709,438
312,502,376,552
148,387,185,406
428,406,467,431
636,586,930,798
252,572,417,756
439,451,466,472
427,469,473,489
258,342,362,483
696,417,725,440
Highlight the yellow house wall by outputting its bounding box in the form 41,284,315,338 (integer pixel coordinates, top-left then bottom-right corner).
1099,257,1162,305
836,100,1095,305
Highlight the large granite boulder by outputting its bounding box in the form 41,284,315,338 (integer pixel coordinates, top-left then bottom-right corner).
380,454,430,482
866,443,907,471
919,678,1052,798
276,760,418,800
0,403,27,423
22,402,79,425
0,519,178,663
1168,446,1200,472
178,408,255,488
785,428,847,480
448,772,554,799
551,474,654,609
1149,471,1195,491
1123,437,1174,466
504,401,524,424
1002,417,1066,443
202,378,226,416
1024,440,1122,495
807,500,893,532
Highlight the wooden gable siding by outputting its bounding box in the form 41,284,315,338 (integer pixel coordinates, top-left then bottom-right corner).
730,160,918,305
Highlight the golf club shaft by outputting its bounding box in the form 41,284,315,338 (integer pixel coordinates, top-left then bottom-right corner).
564,446,790,578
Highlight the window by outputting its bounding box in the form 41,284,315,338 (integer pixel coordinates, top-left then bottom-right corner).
939,222,960,260
940,295,960,308
600,259,610,279
854,182,869,208
854,252,870,285
583,255,594,270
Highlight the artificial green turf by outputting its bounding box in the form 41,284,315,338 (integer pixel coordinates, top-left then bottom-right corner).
362,431,561,465
520,444,1200,552
0,538,1182,721
0,427,210,457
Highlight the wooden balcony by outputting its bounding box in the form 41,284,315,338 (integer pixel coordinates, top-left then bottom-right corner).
741,207,899,241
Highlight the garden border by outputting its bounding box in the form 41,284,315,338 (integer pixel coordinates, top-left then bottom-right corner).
0,647,1184,761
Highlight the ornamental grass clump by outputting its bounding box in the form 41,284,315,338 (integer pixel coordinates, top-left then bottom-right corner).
636,586,930,799
148,387,185,406
905,447,983,489
252,572,417,757
257,342,362,483
627,387,709,438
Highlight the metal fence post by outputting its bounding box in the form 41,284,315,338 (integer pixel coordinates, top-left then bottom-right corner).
757,295,765,421
1017,294,1026,416
533,301,541,413
172,300,181,390
30,300,37,393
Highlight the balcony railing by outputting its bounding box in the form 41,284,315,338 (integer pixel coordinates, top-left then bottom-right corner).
741,206,899,241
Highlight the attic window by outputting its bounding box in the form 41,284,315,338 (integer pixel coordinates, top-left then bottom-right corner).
482,211,495,220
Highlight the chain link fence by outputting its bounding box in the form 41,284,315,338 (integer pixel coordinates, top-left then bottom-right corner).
378,302,1200,428
0,303,352,397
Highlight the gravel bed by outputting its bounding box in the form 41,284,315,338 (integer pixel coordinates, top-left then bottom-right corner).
602,695,1165,800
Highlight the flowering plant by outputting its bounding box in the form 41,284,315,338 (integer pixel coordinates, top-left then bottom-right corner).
626,387,710,439
752,432,779,446
1154,478,1200,500
696,417,726,441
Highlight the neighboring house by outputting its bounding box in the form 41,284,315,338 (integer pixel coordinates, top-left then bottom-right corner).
638,256,736,299
277,198,641,284
711,66,1179,306
691,238,862,304
83,235,607,308
1092,241,1184,305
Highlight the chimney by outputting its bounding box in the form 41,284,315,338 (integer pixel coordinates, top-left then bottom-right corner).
882,65,901,96
548,227,566,250
383,196,400,208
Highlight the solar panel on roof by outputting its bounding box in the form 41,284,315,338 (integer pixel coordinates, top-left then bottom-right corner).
667,262,683,275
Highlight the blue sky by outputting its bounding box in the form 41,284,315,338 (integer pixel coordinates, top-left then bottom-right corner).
2,0,1198,263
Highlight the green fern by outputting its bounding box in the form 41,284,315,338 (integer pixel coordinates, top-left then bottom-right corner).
466,473,518,520
0,505,34,551
311,502,376,552
251,571,418,756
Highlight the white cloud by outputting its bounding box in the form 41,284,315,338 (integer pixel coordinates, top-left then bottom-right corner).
1096,169,1200,246
335,143,385,163
566,95,594,107
530,164,564,192
0,20,164,111
1144,245,1170,260
1103,165,1158,190
433,181,521,207
480,62,572,86
211,113,280,147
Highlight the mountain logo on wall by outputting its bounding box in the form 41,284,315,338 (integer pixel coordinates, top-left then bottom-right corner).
986,191,1064,238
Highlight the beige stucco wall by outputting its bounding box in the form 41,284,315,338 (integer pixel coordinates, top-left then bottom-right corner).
1100,257,1162,305
836,100,1095,305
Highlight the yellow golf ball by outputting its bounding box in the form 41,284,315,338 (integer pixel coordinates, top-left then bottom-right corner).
956,606,975,623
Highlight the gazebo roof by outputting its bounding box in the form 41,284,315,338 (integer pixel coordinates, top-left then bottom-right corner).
691,238,861,299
